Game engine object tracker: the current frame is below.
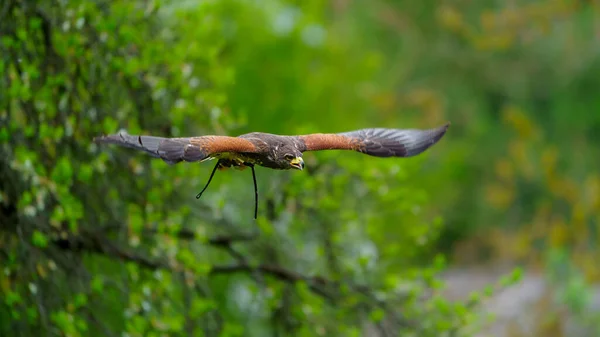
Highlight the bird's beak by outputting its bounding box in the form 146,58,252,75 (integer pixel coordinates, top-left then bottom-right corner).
290,157,304,170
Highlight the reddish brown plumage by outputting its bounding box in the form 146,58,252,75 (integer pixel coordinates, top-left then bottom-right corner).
298,134,362,152
189,136,257,154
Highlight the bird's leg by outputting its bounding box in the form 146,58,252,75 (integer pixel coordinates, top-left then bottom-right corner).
248,163,258,220
196,160,221,199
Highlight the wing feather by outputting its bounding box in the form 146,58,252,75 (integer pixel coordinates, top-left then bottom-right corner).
298,122,450,158
94,132,258,164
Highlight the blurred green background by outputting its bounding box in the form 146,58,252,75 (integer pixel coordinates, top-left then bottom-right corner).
1,0,599,336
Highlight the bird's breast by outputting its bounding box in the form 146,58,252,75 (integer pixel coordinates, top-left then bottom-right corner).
212,152,267,167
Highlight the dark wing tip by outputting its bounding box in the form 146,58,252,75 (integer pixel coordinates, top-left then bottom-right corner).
442,121,451,133
431,121,451,143
340,122,450,158
93,131,169,160
400,121,450,157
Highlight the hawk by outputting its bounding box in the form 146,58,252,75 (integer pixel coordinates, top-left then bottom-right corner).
94,123,450,219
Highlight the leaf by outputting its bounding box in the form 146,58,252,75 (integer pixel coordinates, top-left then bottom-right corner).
32,230,49,248
500,267,523,287
369,308,385,323
50,311,76,335
27,307,38,323
74,293,87,307
5,291,22,306
102,117,119,134
190,298,217,316
127,204,144,233
77,164,93,183
176,249,195,268
50,156,74,185
29,17,42,29
1,35,14,47
91,276,104,293
219,322,245,337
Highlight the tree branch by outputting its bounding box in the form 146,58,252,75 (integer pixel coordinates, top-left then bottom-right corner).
50,229,406,324
209,263,333,299
101,221,257,245
52,235,174,271
51,231,333,299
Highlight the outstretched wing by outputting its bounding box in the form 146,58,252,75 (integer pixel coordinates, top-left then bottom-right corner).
94,131,259,164
297,122,450,158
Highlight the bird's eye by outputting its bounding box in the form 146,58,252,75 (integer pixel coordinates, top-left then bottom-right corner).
284,154,295,160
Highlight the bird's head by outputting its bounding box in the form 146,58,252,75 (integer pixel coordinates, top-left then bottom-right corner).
274,144,304,170
284,153,304,170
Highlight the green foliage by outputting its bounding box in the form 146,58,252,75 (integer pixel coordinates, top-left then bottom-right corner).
391,0,600,266
546,249,600,331
5,0,596,335
0,0,481,336
31,230,49,248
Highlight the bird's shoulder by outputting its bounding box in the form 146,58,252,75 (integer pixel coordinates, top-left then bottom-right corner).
238,132,299,146
238,132,304,150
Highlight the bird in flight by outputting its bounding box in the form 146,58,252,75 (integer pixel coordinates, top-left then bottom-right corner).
94,123,450,219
